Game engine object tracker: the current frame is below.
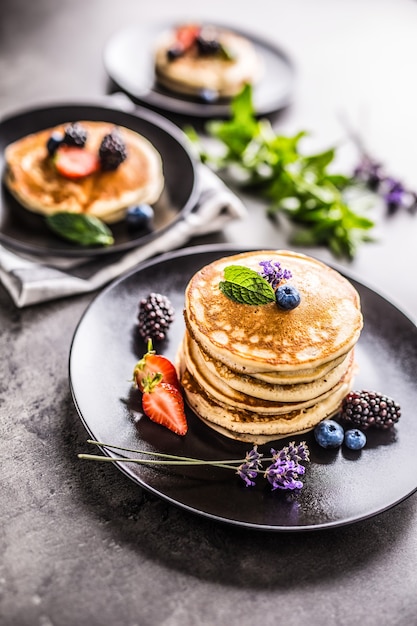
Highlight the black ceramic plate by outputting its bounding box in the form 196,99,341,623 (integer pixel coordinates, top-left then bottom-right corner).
103,22,295,118
69,244,417,531
0,102,198,257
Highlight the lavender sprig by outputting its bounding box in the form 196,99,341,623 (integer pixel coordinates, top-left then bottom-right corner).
79,440,310,491
264,458,305,491
354,154,417,214
258,260,292,290
264,442,310,491
236,446,264,487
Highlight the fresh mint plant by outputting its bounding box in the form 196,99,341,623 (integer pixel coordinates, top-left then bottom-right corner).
46,212,114,246
186,84,375,259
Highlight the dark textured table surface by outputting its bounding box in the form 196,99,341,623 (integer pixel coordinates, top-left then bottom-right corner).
1,1,417,625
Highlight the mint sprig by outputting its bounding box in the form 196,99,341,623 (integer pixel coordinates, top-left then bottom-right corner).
219,265,275,305
46,212,114,247
185,84,375,259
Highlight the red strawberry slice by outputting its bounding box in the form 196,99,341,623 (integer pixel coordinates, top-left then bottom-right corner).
133,340,180,391
55,146,99,179
142,377,188,436
176,24,200,50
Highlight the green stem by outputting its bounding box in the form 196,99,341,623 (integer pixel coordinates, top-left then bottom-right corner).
86,439,249,465
78,453,239,471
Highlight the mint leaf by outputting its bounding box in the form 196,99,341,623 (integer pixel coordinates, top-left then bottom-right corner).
46,212,114,247
219,265,275,305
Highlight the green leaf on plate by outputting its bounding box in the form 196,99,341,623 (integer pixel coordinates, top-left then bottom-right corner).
46,212,114,247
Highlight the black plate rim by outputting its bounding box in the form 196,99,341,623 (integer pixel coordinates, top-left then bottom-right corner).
0,98,199,258
103,21,296,118
69,243,417,531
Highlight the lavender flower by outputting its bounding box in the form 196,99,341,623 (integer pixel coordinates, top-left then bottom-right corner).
354,155,384,190
353,152,417,214
382,178,405,213
236,445,263,487
272,441,310,464
259,260,292,290
264,458,305,491
264,441,309,491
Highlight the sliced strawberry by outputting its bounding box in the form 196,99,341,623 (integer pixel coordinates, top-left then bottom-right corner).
142,376,188,436
133,340,180,391
175,24,200,50
55,146,99,179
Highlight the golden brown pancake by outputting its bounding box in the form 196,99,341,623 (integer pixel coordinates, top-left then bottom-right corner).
184,250,363,372
154,25,262,98
179,364,355,444
178,250,363,442
4,121,164,223
182,331,355,405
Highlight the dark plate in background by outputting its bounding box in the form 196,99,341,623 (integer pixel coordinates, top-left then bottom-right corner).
103,22,295,118
0,102,198,257
69,244,417,531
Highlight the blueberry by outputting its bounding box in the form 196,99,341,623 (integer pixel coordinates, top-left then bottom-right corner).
275,284,301,310
199,88,219,103
314,419,344,448
46,131,64,156
126,204,154,229
167,45,183,61
344,428,366,450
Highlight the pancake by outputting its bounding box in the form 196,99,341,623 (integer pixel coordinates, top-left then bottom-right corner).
154,24,262,98
4,121,164,223
230,351,349,385
180,366,354,444
184,250,363,372
178,249,363,442
183,331,354,404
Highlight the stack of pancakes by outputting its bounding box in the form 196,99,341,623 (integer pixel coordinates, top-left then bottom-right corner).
177,250,363,443
4,121,164,223
154,25,262,98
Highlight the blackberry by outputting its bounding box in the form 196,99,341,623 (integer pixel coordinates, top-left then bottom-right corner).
196,28,221,56
63,122,87,148
99,128,127,171
340,390,401,430
138,293,175,342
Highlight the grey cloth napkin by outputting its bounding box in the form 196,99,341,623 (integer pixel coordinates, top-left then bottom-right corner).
0,164,247,307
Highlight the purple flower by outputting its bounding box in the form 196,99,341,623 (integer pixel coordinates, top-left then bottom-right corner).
354,155,384,190
265,441,310,491
264,458,305,491
383,178,405,212
271,441,310,464
236,445,263,487
353,150,415,215
237,463,258,487
259,260,292,290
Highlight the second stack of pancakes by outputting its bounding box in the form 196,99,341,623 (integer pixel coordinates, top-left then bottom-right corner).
177,250,363,443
